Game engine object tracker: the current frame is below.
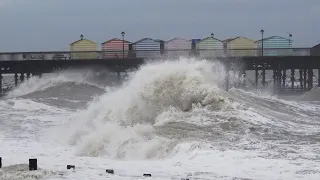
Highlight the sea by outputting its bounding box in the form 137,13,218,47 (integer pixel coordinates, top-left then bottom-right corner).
0,58,319,180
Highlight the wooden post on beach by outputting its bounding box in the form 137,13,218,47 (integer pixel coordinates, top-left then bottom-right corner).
29,159,37,171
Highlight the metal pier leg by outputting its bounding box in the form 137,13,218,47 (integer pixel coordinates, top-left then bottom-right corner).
299,69,303,89
20,73,25,83
261,69,266,87
291,69,295,92
278,69,282,92
14,73,18,86
273,69,277,92
117,71,121,83
282,69,286,89
242,70,246,88
318,69,320,87
255,69,259,89
308,68,313,90
303,69,307,90
0,73,2,95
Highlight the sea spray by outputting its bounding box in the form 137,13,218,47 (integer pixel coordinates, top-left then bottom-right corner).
1,58,320,179
64,58,320,161
67,58,239,159
5,69,108,98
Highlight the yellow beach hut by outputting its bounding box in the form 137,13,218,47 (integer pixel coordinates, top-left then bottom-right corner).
70,35,97,59
223,37,256,57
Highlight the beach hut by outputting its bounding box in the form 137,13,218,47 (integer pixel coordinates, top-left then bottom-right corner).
311,43,320,56
70,35,97,59
255,36,292,56
101,38,130,59
223,37,256,57
132,38,162,59
196,36,224,58
164,38,192,58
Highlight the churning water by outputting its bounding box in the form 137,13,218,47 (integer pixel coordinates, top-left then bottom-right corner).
0,58,319,180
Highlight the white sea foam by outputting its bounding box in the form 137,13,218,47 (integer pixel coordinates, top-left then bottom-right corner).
296,87,320,101
0,164,63,180
65,58,239,159
5,70,105,98
1,58,320,179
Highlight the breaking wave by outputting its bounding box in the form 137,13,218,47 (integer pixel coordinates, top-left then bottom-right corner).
65,58,229,159
4,69,111,99
64,58,320,161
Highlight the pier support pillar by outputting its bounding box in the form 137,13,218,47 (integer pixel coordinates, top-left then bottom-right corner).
277,69,282,92
291,69,295,91
318,69,320,87
117,71,121,83
273,69,277,85
273,69,277,92
303,69,307,90
282,69,286,89
261,69,266,87
308,68,313,90
0,73,2,95
20,73,25,83
299,69,303,89
14,73,18,86
255,69,259,89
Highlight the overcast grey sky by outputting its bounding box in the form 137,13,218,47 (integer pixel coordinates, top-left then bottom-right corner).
0,0,319,51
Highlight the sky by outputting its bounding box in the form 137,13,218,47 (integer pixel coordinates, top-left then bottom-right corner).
0,0,319,51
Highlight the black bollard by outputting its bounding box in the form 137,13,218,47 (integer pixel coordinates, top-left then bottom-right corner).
67,165,75,170
0,157,2,168
29,159,37,170
143,174,152,177
106,169,114,174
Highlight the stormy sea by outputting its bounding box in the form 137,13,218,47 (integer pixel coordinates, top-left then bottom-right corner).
0,58,319,180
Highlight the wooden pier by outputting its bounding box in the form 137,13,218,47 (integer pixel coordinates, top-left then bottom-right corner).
0,49,319,96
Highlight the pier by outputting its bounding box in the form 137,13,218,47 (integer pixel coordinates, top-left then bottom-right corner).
0,56,144,95
0,48,320,96
215,56,320,94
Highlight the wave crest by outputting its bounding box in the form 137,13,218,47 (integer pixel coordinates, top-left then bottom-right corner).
67,58,233,159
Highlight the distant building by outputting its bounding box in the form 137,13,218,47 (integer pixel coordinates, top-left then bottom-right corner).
196,36,224,58
164,37,192,58
70,35,97,59
101,38,130,59
255,36,292,56
311,43,320,56
223,37,256,57
132,38,162,59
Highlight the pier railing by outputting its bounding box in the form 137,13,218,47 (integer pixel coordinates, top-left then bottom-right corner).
0,48,314,61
